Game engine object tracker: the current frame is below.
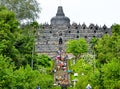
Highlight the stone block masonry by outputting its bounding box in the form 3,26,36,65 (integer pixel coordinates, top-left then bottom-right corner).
35,6,112,57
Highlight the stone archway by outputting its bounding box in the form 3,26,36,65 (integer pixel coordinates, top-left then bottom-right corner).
59,37,63,45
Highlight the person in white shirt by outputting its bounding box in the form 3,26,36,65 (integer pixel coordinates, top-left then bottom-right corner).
86,84,92,89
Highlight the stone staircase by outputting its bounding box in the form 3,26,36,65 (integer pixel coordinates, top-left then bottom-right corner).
53,49,70,88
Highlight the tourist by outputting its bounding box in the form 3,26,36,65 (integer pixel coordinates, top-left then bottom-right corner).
53,69,56,73
36,85,40,89
86,84,92,89
64,55,68,61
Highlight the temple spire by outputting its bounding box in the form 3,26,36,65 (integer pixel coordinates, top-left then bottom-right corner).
51,6,70,26
56,6,65,16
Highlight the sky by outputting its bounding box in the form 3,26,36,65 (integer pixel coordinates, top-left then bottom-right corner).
37,0,120,27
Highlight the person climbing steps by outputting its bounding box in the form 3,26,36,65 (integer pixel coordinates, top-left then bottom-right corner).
54,49,69,87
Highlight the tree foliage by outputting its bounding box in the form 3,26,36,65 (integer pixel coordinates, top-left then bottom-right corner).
69,58,93,89
66,38,88,59
0,55,53,89
0,6,22,66
0,7,54,89
91,24,120,88
95,30,120,64
69,24,120,89
101,60,120,89
0,0,41,22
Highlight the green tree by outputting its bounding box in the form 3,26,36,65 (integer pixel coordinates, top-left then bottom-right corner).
0,0,41,22
91,24,120,88
95,33,120,64
66,38,88,59
0,55,54,89
0,6,35,67
101,60,120,89
0,6,54,89
112,24,120,35
14,65,53,89
69,58,93,89
36,54,52,67
0,6,22,66
0,55,15,88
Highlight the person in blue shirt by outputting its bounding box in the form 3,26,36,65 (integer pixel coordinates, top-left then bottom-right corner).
36,85,40,89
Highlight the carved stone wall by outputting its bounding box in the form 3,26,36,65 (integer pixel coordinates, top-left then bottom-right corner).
35,6,112,57
35,23,112,57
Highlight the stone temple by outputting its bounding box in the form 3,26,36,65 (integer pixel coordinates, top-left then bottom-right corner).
35,6,112,57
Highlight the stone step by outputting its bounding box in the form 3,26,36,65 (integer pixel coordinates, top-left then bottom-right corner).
54,51,70,86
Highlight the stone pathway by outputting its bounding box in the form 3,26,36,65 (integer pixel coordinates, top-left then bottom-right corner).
53,50,70,87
